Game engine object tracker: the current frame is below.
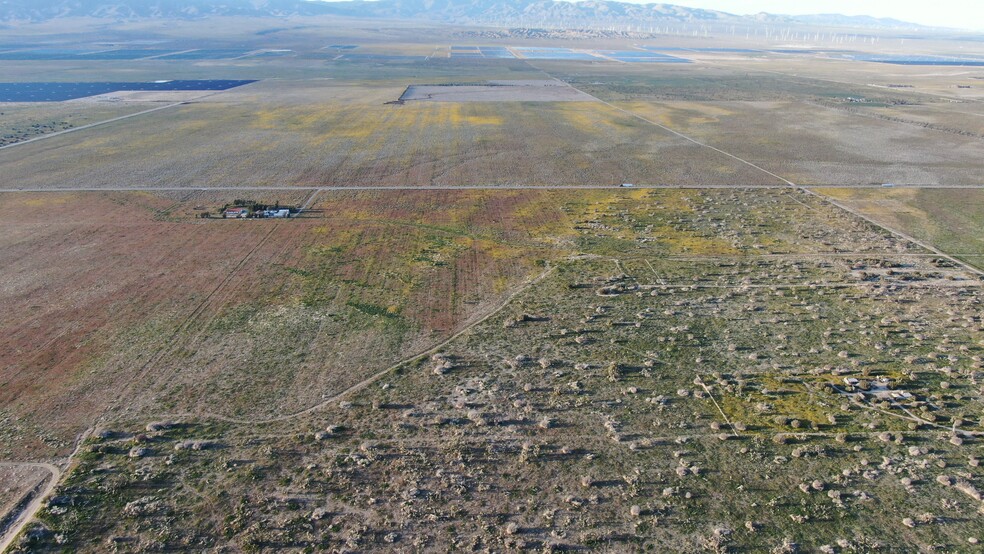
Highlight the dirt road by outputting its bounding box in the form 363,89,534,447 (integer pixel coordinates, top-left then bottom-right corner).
0,463,60,554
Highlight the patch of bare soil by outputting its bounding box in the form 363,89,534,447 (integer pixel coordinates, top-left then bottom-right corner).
401,80,596,102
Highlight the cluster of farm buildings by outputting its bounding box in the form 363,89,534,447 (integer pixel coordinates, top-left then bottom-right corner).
223,207,292,219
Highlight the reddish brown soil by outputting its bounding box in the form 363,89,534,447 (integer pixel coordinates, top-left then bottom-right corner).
0,190,571,459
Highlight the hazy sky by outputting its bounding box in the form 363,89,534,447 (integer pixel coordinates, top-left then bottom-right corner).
637,0,982,29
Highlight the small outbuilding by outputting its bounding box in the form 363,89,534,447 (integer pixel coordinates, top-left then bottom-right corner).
224,207,250,218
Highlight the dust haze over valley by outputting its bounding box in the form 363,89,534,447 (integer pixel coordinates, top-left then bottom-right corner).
1,0,984,552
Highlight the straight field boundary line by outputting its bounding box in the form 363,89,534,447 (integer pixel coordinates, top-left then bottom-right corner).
592,98,796,186
804,189,984,276
643,281,980,289
526,60,984,278
0,185,786,192
653,253,953,259
0,84,261,153
530,66,794,186
0,102,187,152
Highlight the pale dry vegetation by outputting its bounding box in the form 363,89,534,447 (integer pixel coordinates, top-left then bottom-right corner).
0,189,576,460
18,190,984,552
816,188,984,270
4,20,984,553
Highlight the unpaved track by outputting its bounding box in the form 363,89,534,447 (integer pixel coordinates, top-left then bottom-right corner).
0,85,261,153
4,66,982,547
105,223,282,415
523,62,984,278
158,263,557,425
298,188,322,212
801,189,984,276
0,428,91,553
0,463,59,553
0,103,187,153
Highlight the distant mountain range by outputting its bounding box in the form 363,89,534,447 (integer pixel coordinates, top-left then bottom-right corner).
0,0,331,20
0,0,931,30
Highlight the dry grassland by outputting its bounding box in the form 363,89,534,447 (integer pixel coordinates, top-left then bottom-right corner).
0,190,576,460
23,189,984,553
0,102,154,147
3,23,984,552
614,99,984,185
401,81,596,102
732,56,984,102
815,187,984,269
0,82,786,188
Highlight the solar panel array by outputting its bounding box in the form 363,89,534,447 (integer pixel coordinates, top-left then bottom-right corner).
595,50,691,63
0,48,256,61
513,47,599,60
449,46,693,63
642,46,761,53
841,53,984,66
0,80,258,102
450,46,517,59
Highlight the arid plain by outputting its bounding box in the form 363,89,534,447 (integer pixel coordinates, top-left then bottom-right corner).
1,15,983,553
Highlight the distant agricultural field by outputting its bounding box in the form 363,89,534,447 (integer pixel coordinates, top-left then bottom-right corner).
0,102,154,147
400,80,595,102
816,187,984,270
0,79,785,188
0,80,257,102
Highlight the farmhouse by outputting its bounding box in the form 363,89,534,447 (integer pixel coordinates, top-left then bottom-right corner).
224,207,250,218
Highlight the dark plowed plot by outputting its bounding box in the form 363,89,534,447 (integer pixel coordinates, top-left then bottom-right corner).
400,80,596,102
0,80,257,102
